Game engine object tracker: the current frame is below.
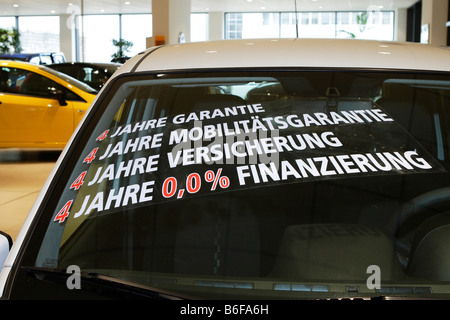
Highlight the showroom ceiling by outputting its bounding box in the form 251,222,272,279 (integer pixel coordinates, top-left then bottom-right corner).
1,0,420,16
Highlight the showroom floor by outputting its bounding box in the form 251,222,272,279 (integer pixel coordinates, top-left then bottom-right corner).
0,149,60,241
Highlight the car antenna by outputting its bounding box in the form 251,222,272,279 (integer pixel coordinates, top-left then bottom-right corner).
294,0,299,38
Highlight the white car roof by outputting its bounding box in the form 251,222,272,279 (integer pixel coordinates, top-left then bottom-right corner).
117,38,450,75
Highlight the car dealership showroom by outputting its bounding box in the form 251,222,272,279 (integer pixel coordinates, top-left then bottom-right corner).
1,0,450,301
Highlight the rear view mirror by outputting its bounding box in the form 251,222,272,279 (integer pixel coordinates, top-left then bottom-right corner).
0,231,12,271
51,89,68,106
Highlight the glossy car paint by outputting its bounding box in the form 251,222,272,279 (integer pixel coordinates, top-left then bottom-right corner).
117,38,450,73
0,60,97,149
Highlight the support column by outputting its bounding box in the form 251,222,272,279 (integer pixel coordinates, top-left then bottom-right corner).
59,14,75,61
151,0,191,45
395,8,408,42
208,12,224,40
421,0,448,45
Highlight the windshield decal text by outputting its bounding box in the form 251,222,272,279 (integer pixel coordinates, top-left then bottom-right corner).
53,101,444,224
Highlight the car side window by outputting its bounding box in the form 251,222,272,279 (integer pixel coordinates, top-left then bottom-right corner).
18,70,59,98
28,56,41,65
0,66,81,101
90,67,108,83
81,67,91,82
0,68,10,92
40,55,53,65
52,54,65,63
0,67,30,94
81,67,104,88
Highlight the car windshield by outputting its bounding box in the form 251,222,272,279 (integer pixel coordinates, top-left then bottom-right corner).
12,69,450,299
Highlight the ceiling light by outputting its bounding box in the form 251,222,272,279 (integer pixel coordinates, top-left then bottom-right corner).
13,4,19,8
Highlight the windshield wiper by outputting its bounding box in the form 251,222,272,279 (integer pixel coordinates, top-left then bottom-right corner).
22,266,191,300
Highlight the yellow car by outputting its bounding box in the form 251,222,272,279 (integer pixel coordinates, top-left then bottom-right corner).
0,60,97,149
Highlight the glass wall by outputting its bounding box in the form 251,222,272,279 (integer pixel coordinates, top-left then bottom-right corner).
296,12,336,38
0,16,59,53
0,9,395,63
19,16,60,53
335,11,394,40
77,15,120,62
0,17,16,29
225,10,395,41
121,14,152,57
77,14,152,63
225,13,243,39
0,13,152,62
191,13,208,42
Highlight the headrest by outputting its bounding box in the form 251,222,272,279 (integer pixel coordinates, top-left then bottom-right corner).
407,213,450,281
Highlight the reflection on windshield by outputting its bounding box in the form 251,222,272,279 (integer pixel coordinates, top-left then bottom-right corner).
29,71,450,299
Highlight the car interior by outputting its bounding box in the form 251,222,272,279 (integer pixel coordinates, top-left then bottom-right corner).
35,70,450,297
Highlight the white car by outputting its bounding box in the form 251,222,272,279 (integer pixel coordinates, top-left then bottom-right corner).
2,38,450,300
